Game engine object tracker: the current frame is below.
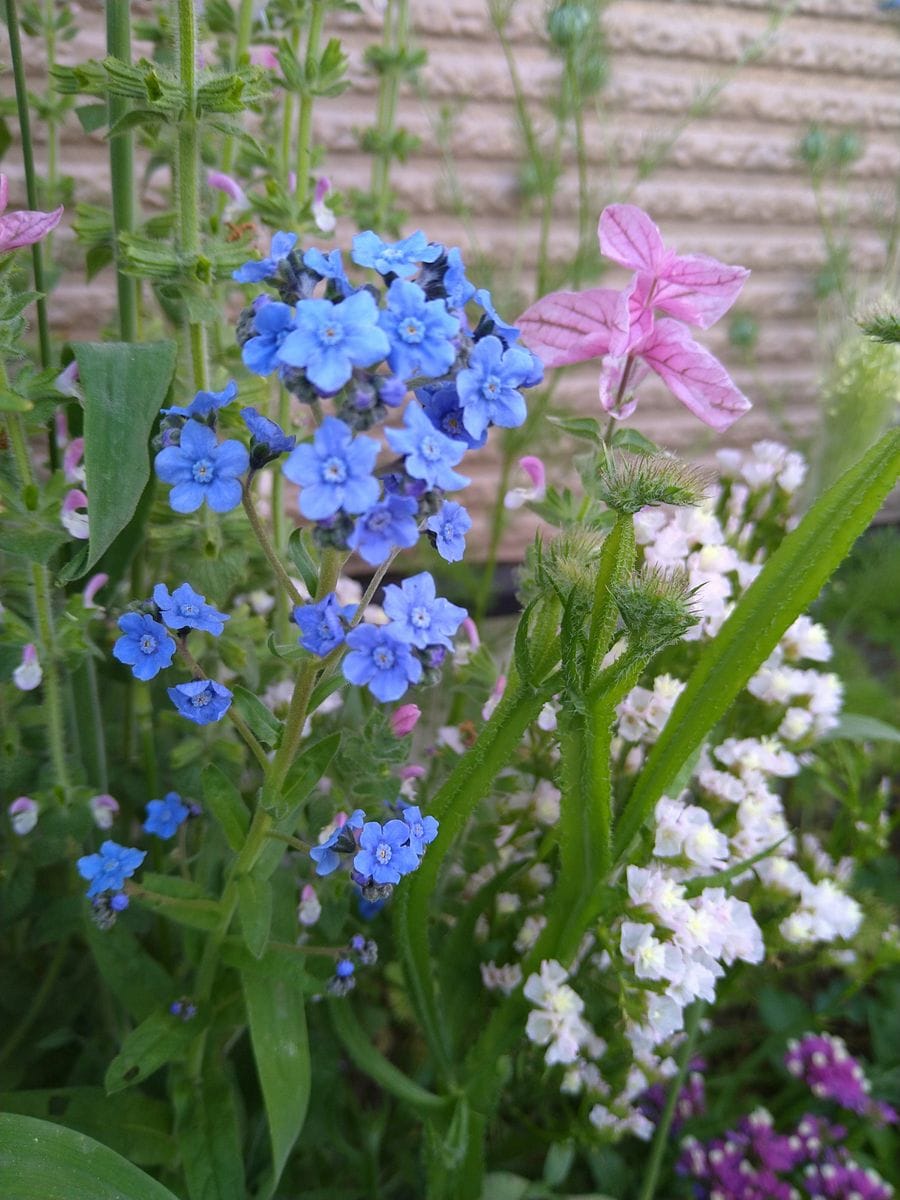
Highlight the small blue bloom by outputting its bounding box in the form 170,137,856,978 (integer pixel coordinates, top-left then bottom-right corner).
310,809,365,876
335,958,355,978
456,335,532,440
303,247,355,297
233,230,298,283
401,805,439,855
353,819,420,885
294,593,356,656
379,375,407,407
113,612,176,681
77,840,146,899
167,679,233,725
418,383,487,450
282,416,380,520
383,571,467,651
242,301,297,376
241,407,297,457
378,279,460,381
161,379,238,420
347,494,419,566
144,791,190,839
473,288,521,344
385,401,469,491
343,624,423,702
110,892,130,912
277,291,390,394
153,582,230,636
426,500,472,563
154,420,249,513
351,230,442,279
444,247,477,309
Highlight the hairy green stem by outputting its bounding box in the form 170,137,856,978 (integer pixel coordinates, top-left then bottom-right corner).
370,0,409,229
177,640,270,772
280,25,300,185
584,511,635,683
294,0,325,207
106,0,139,340
217,0,254,187
242,480,304,607
637,1003,704,1200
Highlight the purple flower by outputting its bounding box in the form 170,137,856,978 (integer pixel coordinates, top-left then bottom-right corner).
233,230,298,283
113,612,176,681
241,301,297,376
785,1032,892,1120
426,500,472,563
144,791,190,839
418,383,487,450
277,291,390,394
351,229,442,279
310,809,365,876
167,679,233,725
282,416,380,520
353,819,420,884
401,805,439,855
154,420,249,513
382,571,467,650
456,335,533,440
77,840,146,899
342,624,423,702
9,796,38,835
347,493,419,566
378,279,460,381
294,593,356,656
153,582,229,636
385,401,469,491
161,379,238,420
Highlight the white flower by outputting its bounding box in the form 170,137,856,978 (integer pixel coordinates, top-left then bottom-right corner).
782,616,831,663
515,914,547,954
537,701,558,732
9,796,39,835
533,779,561,824
297,884,321,926
620,921,685,983
523,959,588,1065
480,960,522,995
89,793,119,830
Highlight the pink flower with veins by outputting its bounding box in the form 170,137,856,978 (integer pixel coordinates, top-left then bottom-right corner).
0,174,63,252
517,204,751,432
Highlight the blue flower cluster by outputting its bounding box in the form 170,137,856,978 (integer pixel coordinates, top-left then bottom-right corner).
309,802,439,896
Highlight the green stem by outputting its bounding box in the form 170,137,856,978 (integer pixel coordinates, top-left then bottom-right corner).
177,640,270,772
584,510,635,683
294,0,325,207
217,0,254,185
242,479,304,607
280,26,300,186
370,0,409,229
77,656,109,791
272,385,291,636
637,1003,704,1200
106,0,138,340
31,561,71,792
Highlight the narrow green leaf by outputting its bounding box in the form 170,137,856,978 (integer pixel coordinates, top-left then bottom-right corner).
201,763,250,851
60,341,177,583
0,1113,179,1200
104,1011,200,1096
546,413,602,443
614,430,900,859
287,527,320,596
307,673,346,716
133,874,221,931
242,968,311,1194
270,730,341,818
172,1064,244,1200
823,713,900,744
233,684,284,747
0,389,33,412
237,873,272,959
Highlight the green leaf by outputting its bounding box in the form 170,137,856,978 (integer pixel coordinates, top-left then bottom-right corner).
287,527,319,596
232,684,284,748
307,673,346,716
823,713,900,744
173,1064,244,1200
59,341,177,583
271,730,341,818
0,1113,179,1200
84,920,174,1022
546,413,603,444
614,429,900,859
237,873,272,959
201,763,250,851
610,427,660,455
104,1010,200,1095
74,102,108,132
133,874,221,931
0,388,33,412
242,968,311,1195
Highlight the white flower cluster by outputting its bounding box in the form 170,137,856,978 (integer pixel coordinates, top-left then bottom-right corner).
747,617,843,742
716,439,806,496
523,959,591,1066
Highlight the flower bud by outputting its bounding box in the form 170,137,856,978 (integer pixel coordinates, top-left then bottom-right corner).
390,703,421,737
90,794,120,830
9,796,38,835
12,643,42,691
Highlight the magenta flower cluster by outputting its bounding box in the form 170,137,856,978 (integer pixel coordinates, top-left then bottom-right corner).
786,1032,898,1125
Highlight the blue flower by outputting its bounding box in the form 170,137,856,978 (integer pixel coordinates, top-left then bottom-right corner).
167,679,233,725
473,288,521,344
382,571,467,650
77,840,146,899
277,291,390,394
353,819,420,885
152,583,229,636
241,407,297,459
379,375,407,408
282,416,380,520
347,493,419,566
233,230,298,283
378,279,460,381
310,809,365,876
426,500,472,563
444,248,477,308
241,301,297,376
161,379,238,420
303,247,355,297
294,593,356,656
343,624,423,702
112,613,176,681
351,230,442,279
402,805,439,855
455,335,533,440
144,791,190,839
154,420,249,513
385,401,469,491
418,383,487,450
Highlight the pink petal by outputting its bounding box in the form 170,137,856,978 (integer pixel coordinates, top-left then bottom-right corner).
653,253,750,329
64,436,85,482
598,354,649,420
207,170,246,206
0,205,63,252
518,455,545,491
599,204,667,273
516,288,620,366
610,275,656,357
640,319,752,432
0,174,7,215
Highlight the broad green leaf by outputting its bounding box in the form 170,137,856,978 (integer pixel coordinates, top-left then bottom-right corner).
104,1009,200,1095
287,527,320,596
0,388,32,412
173,1063,244,1200
233,684,284,747
614,430,900,859
201,763,250,851
84,920,173,1022
546,413,602,444
133,874,221,931
59,341,177,583
0,1113,179,1200
266,730,341,818
610,426,660,455
823,713,900,744
237,873,272,959
220,938,317,987
242,967,311,1195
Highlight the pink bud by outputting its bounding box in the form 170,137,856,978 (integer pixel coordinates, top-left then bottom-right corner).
207,170,247,208
83,572,109,608
89,793,119,830
312,176,336,234
399,763,426,780
519,455,546,491
13,643,42,691
504,456,546,509
391,703,421,737
249,45,279,71
63,437,85,482
9,796,39,835
482,674,506,721
461,617,480,650
298,883,321,926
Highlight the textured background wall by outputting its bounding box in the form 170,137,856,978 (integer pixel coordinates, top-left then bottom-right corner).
3,0,898,557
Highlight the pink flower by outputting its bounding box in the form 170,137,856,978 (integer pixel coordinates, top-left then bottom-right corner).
399,763,426,780
298,883,321,926
63,437,85,482
517,204,751,432
9,796,39,835
207,170,247,208
249,45,279,71
504,454,546,509
83,572,109,608
0,173,63,252
89,793,119,830
13,643,42,691
312,176,336,234
461,617,480,650
390,703,421,737
61,489,89,539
